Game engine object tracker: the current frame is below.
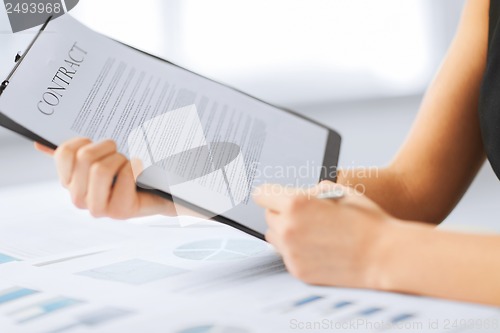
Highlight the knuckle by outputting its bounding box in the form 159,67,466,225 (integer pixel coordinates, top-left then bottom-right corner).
265,230,274,242
59,179,69,188
286,258,305,279
89,208,105,218
76,147,94,163
104,140,118,151
77,138,92,147
108,208,129,220
88,202,106,218
71,193,86,210
287,196,308,213
119,154,128,164
77,137,92,144
106,200,131,220
114,154,127,167
90,162,111,179
59,174,71,188
281,224,301,243
54,144,73,161
289,262,313,283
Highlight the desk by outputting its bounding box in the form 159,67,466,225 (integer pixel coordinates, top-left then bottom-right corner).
0,182,498,333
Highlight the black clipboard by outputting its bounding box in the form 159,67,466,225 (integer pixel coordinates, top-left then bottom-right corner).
1,17,56,149
0,16,341,240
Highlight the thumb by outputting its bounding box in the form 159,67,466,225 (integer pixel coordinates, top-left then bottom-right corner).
34,142,55,156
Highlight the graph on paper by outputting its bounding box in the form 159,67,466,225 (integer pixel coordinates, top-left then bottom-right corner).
77,259,187,285
173,239,269,261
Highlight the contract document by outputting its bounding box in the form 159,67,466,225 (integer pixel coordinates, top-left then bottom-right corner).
0,15,341,239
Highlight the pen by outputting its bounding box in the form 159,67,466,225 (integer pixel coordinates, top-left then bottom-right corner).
316,187,345,200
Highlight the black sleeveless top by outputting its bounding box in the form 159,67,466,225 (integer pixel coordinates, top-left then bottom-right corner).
479,1,500,179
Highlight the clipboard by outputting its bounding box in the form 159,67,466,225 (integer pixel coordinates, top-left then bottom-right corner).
1,17,56,149
0,16,341,240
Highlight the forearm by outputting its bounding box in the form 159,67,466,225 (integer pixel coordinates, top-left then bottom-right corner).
374,221,500,306
337,167,426,223
337,0,488,224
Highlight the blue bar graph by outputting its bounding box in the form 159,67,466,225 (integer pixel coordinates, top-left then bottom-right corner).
178,325,249,333
337,305,386,324
0,253,18,264
391,313,416,324
280,295,325,313
332,301,353,309
11,297,83,324
358,307,384,317
293,295,324,308
46,308,134,333
321,300,354,316
0,287,38,305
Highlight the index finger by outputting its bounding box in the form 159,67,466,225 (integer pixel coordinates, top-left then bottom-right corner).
53,137,92,187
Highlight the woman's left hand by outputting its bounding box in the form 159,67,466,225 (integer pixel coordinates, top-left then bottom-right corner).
252,181,396,289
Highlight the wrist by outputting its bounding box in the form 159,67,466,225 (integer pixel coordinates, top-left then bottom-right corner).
365,217,408,291
367,218,434,293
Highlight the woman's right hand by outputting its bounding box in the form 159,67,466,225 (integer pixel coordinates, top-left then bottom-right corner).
35,138,175,219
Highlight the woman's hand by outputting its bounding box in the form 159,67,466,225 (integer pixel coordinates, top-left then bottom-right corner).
252,181,397,289
35,138,175,219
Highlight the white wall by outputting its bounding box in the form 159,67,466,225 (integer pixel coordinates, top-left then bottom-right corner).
0,0,466,104
0,0,465,140
69,0,465,106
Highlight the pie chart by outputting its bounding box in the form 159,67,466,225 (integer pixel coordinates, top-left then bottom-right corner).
177,325,249,333
173,239,270,261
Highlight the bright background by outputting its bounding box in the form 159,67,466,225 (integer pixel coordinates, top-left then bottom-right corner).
1,0,499,231
0,0,462,106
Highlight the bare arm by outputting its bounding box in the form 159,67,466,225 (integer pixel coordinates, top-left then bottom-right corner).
254,181,500,306
338,0,489,223
253,0,500,307
377,220,500,305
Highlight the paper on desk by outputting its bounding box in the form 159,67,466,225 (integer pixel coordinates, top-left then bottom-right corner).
0,182,221,263
1,256,499,333
0,183,499,333
0,182,151,262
